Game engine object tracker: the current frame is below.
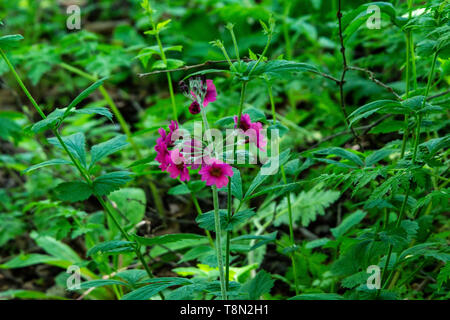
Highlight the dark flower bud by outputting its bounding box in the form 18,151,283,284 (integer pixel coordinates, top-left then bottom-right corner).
189,101,201,115
179,80,188,94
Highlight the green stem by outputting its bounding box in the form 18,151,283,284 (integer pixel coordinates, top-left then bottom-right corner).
380,51,438,295
155,32,178,121
269,84,299,295
237,82,248,125
190,190,215,246
212,185,227,300
200,107,227,300
225,181,232,291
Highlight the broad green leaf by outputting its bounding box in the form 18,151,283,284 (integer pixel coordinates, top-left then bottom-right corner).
73,107,113,121
315,147,364,167
87,240,135,256
34,235,82,263
232,232,278,251
121,278,192,300
289,293,344,300
75,279,128,290
348,100,400,126
331,210,366,238
48,132,87,168
135,233,204,247
55,181,93,202
0,34,24,49
93,171,133,196
230,167,243,200
244,149,291,199
365,148,395,166
23,159,72,174
90,135,128,167
109,188,146,225
240,271,274,300
342,2,406,41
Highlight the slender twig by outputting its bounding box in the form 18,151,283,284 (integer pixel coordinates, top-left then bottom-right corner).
337,0,361,147
347,66,402,101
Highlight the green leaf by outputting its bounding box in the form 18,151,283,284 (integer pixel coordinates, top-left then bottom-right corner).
34,235,82,263
90,135,128,167
244,149,291,199
365,149,395,167
289,293,344,300
0,34,24,49
48,132,87,168
93,171,133,196
75,279,128,290
240,271,274,300
315,147,364,167
341,2,405,41
23,159,72,174
31,108,66,133
0,254,60,269
135,233,205,247
437,263,450,291
55,181,93,202
251,60,319,80
64,78,106,116
232,232,278,251
331,210,366,238
121,278,192,300
230,167,243,200
196,209,256,232
73,107,113,121
109,188,147,225
348,100,401,126
87,240,135,256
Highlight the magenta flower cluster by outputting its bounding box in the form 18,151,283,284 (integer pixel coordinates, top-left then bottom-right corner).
154,78,267,188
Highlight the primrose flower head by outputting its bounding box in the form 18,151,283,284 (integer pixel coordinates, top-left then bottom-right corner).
181,76,217,113
199,158,234,189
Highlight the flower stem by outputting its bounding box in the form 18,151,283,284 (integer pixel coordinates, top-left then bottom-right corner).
225,180,232,291
155,32,178,122
268,84,299,295
212,185,227,300
200,107,227,300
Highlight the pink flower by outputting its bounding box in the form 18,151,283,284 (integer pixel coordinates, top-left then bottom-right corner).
182,139,203,169
234,113,267,150
199,158,234,188
155,121,180,170
166,149,190,181
203,79,217,107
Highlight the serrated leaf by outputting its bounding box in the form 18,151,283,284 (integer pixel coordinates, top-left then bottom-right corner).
73,107,113,121
90,135,128,167
23,159,72,174
134,233,204,247
92,171,132,196
240,270,274,300
48,132,87,168
121,277,192,300
55,181,92,202
87,240,134,256
64,78,106,116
